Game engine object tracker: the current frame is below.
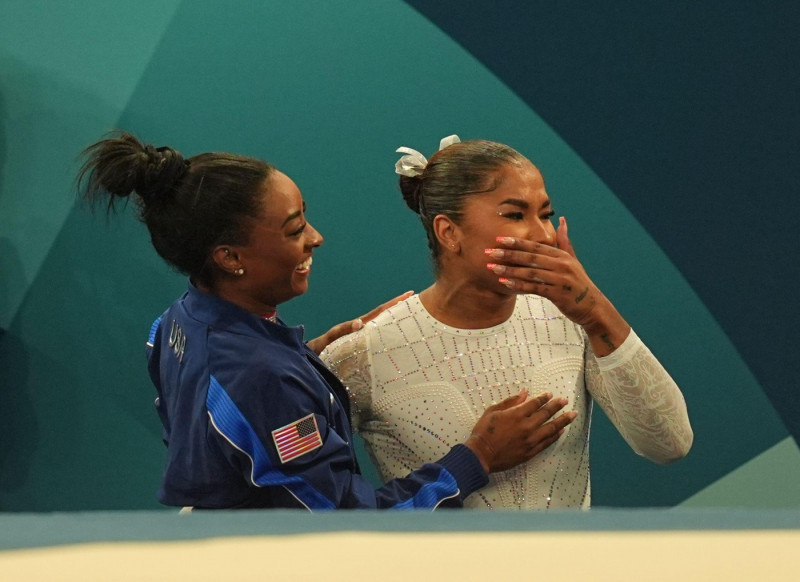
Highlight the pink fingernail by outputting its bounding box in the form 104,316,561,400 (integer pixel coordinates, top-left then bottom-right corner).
496,236,515,245
499,278,514,288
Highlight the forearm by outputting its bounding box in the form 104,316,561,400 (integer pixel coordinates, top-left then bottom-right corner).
580,292,632,357
587,330,693,463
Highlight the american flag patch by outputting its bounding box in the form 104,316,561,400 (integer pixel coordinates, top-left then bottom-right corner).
271,413,323,464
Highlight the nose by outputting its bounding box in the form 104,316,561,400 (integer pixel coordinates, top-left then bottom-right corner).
530,218,555,246
306,223,323,248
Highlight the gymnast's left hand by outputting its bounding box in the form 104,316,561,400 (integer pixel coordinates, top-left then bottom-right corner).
486,217,609,329
306,290,414,355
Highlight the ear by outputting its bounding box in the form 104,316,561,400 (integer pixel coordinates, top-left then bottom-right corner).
211,245,243,275
432,214,462,254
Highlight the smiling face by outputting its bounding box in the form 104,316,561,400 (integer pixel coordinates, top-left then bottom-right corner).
220,170,323,314
441,161,556,292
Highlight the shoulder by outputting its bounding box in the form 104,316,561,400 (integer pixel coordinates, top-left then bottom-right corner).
367,294,428,346
321,327,368,368
369,293,419,327
321,294,421,376
323,295,418,359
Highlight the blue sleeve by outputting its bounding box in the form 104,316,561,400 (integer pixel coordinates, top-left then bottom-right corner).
205,373,488,510
145,315,171,445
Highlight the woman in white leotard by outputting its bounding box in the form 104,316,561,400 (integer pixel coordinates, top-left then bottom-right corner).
322,136,693,510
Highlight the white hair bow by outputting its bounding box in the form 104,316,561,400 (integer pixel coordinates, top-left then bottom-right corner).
395,134,461,177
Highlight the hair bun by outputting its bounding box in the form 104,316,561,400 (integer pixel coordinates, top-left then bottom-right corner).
78,131,189,207
138,144,189,200
399,174,424,215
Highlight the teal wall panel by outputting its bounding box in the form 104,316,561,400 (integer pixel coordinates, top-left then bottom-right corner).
0,1,796,510
0,0,182,329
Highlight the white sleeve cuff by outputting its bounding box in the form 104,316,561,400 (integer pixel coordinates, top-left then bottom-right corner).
595,328,642,372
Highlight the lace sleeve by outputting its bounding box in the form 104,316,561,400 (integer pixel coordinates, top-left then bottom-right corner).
319,329,373,430
585,329,693,464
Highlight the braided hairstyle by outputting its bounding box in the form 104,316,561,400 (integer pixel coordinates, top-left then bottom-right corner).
398,139,526,272
77,131,273,286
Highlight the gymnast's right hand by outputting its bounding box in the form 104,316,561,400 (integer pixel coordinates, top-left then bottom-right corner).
464,390,577,473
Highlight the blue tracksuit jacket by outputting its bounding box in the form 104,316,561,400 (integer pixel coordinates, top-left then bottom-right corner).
145,284,488,510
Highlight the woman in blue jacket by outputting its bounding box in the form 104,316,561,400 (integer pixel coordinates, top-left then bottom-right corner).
77,132,577,510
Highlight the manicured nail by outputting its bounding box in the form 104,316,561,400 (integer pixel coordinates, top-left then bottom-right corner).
499,278,514,288
485,248,505,259
487,263,506,274
496,236,515,245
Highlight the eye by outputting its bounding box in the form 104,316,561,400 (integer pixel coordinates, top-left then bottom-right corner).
542,210,555,220
290,223,307,236
499,211,525,221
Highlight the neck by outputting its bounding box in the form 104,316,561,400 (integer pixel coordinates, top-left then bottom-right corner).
419,275,516,329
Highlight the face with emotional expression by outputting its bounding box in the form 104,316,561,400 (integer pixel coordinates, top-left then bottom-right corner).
217,170,323,314
439,161,556,293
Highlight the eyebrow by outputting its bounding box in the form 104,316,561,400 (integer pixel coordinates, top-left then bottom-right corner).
281,201,307,227
498,198,552,210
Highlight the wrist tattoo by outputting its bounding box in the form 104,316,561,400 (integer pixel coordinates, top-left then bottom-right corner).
575,287,589,303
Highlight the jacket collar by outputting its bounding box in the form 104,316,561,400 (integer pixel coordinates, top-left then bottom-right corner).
182,283,307,349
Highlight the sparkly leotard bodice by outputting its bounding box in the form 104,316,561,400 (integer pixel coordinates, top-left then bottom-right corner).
322,294,692,510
